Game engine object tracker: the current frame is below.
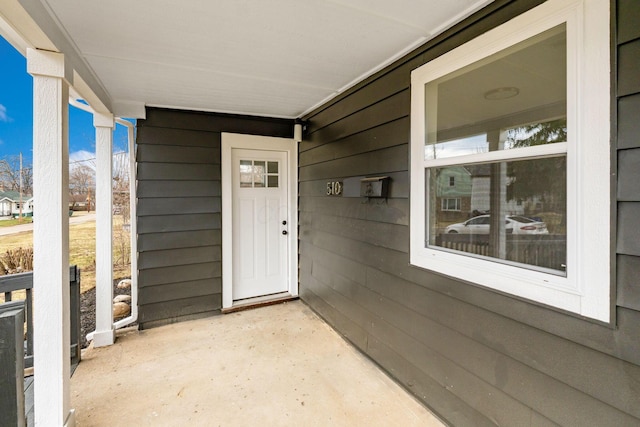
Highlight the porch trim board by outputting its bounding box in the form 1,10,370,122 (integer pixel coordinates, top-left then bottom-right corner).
221,133,299,309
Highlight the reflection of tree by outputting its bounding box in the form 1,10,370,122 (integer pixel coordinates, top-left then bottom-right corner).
505,119,567,213
508,119,567,149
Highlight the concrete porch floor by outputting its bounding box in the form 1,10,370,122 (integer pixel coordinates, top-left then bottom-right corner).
71,300,445,426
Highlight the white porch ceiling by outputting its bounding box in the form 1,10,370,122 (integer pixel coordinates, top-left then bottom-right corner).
13,0,494,118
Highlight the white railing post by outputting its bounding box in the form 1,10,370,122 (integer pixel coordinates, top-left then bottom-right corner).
92,112,115,347
27,48,75,427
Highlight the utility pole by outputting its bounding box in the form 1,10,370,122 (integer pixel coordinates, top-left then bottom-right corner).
18,152,23,223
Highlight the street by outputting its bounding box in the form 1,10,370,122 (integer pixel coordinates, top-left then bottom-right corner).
0,212,96,236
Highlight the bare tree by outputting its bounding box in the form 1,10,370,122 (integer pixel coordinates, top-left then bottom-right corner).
0,155,33,194
69,165,95,211
112,152,130,220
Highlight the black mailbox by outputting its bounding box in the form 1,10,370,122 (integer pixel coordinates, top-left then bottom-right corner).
360,176,389,198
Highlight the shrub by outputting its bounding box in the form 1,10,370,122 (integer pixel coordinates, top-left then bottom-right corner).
0,247,34,275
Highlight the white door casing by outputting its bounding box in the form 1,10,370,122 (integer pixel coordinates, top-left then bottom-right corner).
221,133,298,308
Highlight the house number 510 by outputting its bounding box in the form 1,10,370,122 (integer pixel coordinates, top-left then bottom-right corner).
326,181,343,196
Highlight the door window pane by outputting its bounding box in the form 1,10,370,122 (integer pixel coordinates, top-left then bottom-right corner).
268,161,278,174
239,159,280,188
254,161,265,187
240,160,253,188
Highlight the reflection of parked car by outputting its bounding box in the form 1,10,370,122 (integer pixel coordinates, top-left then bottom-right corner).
445,215,548,234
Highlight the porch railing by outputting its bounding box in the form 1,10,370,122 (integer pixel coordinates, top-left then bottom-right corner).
0,266,82,369
0,300,26,426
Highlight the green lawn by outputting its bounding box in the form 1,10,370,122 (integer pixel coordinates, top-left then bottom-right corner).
0,217,33,227
0,215,131,293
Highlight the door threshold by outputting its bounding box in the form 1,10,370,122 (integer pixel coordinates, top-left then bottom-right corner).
221,293,298,314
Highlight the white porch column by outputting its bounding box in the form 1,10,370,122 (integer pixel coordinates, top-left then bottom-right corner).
92,112,115,347
27,48,75,427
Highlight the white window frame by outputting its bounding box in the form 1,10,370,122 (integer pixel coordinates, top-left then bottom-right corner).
409,0,611,322
441,198,461,212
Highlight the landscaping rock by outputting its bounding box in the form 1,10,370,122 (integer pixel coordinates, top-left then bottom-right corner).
80,277,135,348
113,302,130,318
116,279,132,289
113,294,132,303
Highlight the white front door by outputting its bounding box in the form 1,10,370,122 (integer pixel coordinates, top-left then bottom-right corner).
231,148,289,300
222,132,298,308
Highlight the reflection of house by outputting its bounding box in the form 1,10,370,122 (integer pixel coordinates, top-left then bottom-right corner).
69,194,91,211
434,166,471,223
0,191,34,218
466,164,526,215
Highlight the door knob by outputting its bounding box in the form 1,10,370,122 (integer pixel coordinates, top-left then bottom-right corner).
282,220,287,225
282,230,288,235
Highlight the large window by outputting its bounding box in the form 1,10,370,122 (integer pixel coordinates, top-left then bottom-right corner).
410,0,610,321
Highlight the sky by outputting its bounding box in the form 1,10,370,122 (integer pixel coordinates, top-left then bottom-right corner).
0,36,132,169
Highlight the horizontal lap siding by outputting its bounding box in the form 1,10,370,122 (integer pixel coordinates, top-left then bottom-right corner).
136,108,292,328
299,1,640,425
616,0,640,342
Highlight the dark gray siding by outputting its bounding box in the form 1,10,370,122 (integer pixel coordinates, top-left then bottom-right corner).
617,0,640,326
299,1,640,425
136,108,292,328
